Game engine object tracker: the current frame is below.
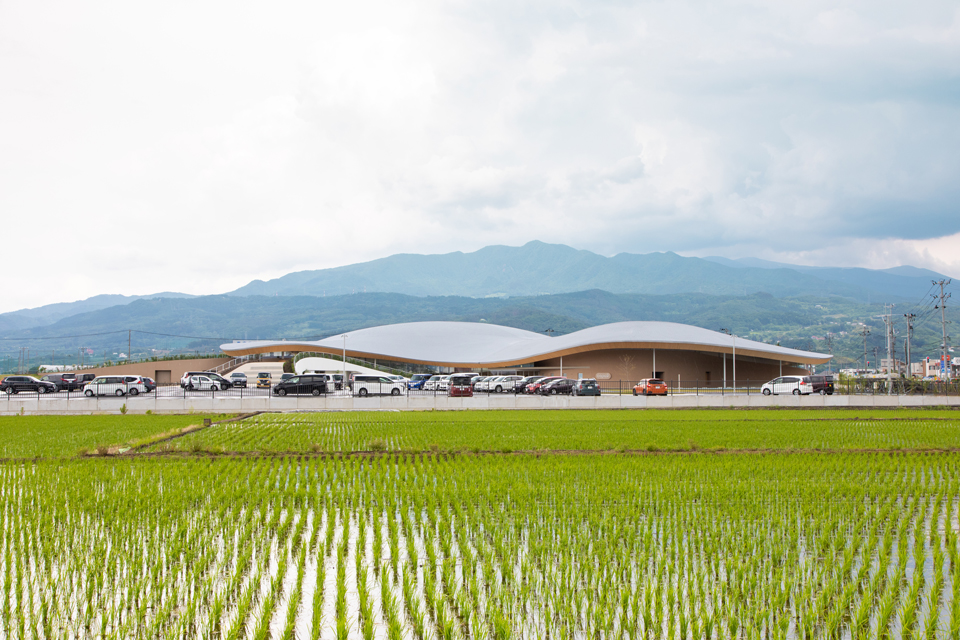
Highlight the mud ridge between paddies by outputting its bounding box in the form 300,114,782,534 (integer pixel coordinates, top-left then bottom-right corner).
67,446,960,460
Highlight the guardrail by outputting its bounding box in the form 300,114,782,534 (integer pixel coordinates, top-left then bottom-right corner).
3,378,959,401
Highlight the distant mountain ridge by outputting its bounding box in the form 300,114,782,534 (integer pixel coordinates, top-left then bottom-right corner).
2,242,954,335
0,292,195,334
228,241,951,302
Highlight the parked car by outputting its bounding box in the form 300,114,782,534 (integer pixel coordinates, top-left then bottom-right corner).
41,373,83,392
121,375,151,395
633,378,668,396
526,377,563,394
180,371,232,389
280,373,294,383
514,376,543,394
184,375,227,392
447,374,474,397
492,375,524,393
1,376,58,395
437,375,452,392
407,373,433,390
353,375,405,397
228,372,248,388
75,373,97,385
761,376,813,396
273,375,328,396
141,376,157,392
83,376,148,397
474,376,495,392
539,378,574,395
256,372,272,389
424,375,443,391
808,374,835,395
573,379,601,396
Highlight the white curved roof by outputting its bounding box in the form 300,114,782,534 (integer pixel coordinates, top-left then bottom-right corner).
222,320,830,365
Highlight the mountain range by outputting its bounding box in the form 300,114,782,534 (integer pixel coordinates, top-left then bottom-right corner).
2,242,953,335
229,241,949,302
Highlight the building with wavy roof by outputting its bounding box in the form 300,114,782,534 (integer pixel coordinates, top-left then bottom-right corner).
222,320,830,384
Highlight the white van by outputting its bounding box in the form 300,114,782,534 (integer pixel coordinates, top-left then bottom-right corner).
353,375,406,397
83,375,148,397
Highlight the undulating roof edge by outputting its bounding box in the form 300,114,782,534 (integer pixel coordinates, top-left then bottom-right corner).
221,320,832,366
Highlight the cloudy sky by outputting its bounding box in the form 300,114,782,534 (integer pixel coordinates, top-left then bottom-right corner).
2,0,959,313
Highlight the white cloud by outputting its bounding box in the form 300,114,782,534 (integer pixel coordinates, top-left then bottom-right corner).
1,0,959,312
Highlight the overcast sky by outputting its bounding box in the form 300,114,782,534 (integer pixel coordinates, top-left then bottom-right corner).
2,0,959,313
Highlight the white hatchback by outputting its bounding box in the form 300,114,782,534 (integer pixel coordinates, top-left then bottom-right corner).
184,375,226,391
761,376,813,396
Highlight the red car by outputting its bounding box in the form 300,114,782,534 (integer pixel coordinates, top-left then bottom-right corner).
526,376,564,394
633,378,668,396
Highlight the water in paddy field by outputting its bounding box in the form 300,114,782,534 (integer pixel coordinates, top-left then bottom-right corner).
3,453,960,639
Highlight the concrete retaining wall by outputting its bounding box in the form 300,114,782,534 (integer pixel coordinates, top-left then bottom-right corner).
2,393,958,415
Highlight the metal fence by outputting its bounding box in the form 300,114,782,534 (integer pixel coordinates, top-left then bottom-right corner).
4,378,960,400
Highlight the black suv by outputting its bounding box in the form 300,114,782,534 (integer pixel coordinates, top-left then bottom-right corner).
1,376,58,395
808,375,835,395
272,375,328,396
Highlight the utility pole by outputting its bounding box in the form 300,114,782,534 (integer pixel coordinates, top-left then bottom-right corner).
858,328,870,374
880,305,895,395
904,313,916,378
128,330,132,362
933,279,952,380
825,334,834,373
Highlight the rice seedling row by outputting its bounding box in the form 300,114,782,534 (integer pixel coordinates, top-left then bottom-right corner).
3,451,960,638
151,409,960,454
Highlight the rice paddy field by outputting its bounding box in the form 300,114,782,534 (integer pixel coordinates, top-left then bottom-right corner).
0,414,232,458
3,408,960,639
151,409,960,454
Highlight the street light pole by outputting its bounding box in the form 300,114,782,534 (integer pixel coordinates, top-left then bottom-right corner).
341,334,348,392
720,329,736,393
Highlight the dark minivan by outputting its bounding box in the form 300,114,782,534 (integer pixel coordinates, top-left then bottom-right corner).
41,373,83,391
808,375,835,395
272,375,328,396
